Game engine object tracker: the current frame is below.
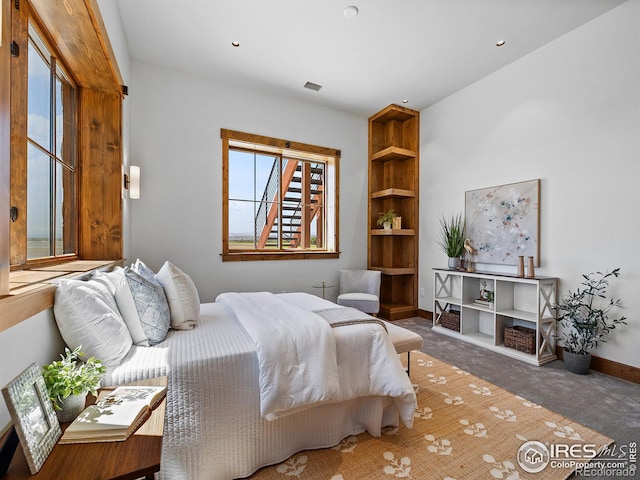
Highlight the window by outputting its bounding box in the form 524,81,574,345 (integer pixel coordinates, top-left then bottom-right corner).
26,24,77,260
221,130,340,261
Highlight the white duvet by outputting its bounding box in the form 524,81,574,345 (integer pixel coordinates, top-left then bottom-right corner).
216,291,416,427
105,294,419,479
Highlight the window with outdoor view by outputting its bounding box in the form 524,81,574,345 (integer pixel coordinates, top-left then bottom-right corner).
221,130,340,261
26,24,77,260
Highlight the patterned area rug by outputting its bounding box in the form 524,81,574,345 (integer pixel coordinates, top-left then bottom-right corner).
249,351,613,480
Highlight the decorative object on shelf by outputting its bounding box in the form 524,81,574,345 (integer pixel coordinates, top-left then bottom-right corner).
376,209,397,230
517,256,525,277
475,279,494,308
440,310,460,332
436,213,465,270
554,268,627,375
464,238,476,272
41,345,107,422
465,179,540,267
2,363,62,474
392,216,402,230
504,326,536,354
526,256,535,278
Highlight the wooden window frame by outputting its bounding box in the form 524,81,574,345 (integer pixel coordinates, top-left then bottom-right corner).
24,21,79,263
221,129,340,262
0,0,124,327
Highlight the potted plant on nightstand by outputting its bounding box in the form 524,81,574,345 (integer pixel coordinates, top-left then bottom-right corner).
42,345,107,422
377,209,398,230
554,268,627,375
436,213,465,270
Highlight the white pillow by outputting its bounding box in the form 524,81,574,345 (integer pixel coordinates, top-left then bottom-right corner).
124,267,171,345
155,261,200,330
93,268,150,346
54,279,133,367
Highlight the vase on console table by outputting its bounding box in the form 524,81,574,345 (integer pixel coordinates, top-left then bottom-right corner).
517,256,525,277
526,256,535,278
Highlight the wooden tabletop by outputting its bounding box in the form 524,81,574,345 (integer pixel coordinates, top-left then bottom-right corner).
3,376,167,480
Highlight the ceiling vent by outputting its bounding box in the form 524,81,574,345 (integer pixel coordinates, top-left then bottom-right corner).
304,81,323,92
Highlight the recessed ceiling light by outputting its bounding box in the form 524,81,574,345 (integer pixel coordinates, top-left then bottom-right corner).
231,41,240,47
402,99,409,104
344,5,359,19
496,40,506,47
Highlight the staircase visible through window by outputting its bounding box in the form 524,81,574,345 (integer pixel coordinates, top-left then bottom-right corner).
221,130,339,261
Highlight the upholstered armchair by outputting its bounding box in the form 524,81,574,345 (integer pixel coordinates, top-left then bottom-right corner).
336,270,381,315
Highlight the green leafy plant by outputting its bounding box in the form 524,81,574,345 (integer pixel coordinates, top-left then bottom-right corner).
376,209,397,227
554,268,627,355
41,346,107,410
436,213,466,258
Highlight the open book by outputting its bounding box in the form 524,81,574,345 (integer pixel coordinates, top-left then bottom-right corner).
59,385,167,444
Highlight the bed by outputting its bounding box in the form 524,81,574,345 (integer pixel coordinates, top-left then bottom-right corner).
52,263,419,480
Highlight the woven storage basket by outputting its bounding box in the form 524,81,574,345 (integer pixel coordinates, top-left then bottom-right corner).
440,311,460,332
504,326,536,354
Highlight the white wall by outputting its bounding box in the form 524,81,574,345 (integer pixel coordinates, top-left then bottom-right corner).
420,0,640,367
128,60,369,303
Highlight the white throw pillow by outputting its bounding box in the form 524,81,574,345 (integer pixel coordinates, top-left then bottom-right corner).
124,267,171,345
54,279,133,367
155,261,200,330
93,268,150,346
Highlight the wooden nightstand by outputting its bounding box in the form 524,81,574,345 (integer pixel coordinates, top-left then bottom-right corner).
3,376,167,480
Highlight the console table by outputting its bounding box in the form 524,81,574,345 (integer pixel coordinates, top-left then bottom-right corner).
433,269,557,366
2,376,167,479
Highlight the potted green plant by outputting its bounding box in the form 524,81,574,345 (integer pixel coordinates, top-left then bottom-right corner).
554,268,627,375
42,345,107,422
377,209,397,230
436,213,465,270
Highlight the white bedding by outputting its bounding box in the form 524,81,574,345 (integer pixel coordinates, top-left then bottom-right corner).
105,294,418,479
216,292,416,425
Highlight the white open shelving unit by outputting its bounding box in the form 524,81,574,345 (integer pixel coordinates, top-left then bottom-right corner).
433,268,558,366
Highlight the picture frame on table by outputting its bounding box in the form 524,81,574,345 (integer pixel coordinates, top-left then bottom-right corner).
1,363,62,474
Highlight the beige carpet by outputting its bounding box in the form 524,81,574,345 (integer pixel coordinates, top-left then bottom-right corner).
249,351,613,479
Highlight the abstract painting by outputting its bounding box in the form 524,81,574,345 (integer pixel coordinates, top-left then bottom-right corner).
465,179,540,266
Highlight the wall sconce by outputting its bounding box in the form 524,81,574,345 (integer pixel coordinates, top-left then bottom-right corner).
123,165,141,199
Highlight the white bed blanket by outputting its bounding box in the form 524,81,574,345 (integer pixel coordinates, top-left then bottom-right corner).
105,297,418,479
216,291,416,427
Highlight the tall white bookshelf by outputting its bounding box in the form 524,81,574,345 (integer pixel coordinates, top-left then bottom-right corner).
433,268,558,366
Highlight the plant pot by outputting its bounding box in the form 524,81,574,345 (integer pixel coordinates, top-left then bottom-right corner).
383,222,391,230
562,350,591,375
56,392,88,422
447,257,459,270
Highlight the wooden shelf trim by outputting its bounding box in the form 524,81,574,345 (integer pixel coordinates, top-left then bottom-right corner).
370,267,415,275
368,104,419,323
370,104,416,123
371,188,415,199
370,229,415,236
371,146,415,163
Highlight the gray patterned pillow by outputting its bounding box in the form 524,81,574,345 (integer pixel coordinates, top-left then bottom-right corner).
124,266,171,345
